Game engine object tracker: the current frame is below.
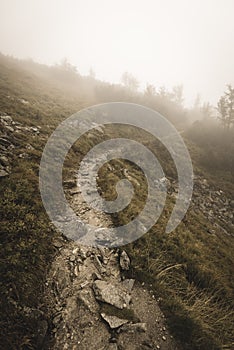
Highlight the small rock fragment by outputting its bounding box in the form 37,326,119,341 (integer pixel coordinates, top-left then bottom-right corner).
122,279,135,292
101,312,129,329
0,169,9,177
118,322,147,333
69,255,76,262
119,250,130,271
80,280,89,289
53,241,64,248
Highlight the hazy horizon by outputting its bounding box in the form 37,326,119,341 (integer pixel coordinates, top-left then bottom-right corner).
0,0,234,107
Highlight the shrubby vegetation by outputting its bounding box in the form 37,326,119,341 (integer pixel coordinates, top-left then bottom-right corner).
186,85,234,186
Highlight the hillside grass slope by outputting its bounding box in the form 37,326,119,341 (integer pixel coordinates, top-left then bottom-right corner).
0,54,233,349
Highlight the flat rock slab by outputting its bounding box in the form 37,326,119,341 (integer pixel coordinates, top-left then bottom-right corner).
93,280,131,309
101,312,129,329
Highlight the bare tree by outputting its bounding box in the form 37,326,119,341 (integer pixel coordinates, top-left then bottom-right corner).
172,85,184,106
144,83,156,97
59,58,77,73
217,85,234,129
121,72,139,92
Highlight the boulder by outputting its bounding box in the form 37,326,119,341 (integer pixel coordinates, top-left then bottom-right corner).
93,280,131,309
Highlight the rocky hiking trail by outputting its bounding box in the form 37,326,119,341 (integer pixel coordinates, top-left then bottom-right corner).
1,113,233,349
1,113,233,237
45,174,179,350
44,168,234,350
45,242,178,350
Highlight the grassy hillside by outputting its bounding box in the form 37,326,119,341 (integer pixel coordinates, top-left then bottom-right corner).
94,126,234,350
0,54,233,349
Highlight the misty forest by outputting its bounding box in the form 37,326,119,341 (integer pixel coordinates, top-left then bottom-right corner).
0,1,234,350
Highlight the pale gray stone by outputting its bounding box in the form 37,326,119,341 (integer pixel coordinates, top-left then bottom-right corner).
101,312,129,329
93,280,131,309
119,250,130,271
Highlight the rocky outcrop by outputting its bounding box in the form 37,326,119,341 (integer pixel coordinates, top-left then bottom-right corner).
168,175,234,235
192,176,234,232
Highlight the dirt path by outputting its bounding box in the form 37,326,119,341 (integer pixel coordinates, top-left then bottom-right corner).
44,179,179,350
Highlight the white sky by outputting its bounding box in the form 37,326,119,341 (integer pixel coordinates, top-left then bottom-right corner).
0,0,234,106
